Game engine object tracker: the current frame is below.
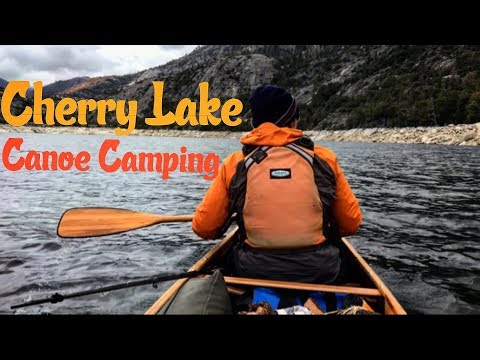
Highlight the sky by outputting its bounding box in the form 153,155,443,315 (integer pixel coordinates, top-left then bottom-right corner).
0,45,198,85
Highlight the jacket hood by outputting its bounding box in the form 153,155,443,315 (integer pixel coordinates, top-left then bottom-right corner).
240,122,303,147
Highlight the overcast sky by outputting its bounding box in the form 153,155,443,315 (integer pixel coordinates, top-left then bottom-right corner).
0,45,198,85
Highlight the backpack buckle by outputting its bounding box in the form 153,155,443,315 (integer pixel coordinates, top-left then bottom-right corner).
251,149,268,164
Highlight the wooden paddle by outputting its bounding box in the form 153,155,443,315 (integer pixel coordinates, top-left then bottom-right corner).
57,207,194,238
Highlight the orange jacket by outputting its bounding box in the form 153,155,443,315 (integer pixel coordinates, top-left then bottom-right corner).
192,122,362,239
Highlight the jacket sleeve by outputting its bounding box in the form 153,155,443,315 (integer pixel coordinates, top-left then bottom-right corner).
192,158,231,240
331,157,362,236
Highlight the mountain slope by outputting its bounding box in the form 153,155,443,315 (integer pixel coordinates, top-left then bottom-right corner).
42,76,91,96
0,78,7,88
44,45,480,130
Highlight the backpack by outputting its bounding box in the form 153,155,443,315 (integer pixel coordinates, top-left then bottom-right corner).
226,136,338,248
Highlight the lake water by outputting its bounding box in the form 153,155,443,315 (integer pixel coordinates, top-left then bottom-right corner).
0,132,479,314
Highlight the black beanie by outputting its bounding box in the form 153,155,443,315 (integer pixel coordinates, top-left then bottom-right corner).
249,84,299,128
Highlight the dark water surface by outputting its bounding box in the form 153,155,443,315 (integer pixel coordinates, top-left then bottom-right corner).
0,133,479,314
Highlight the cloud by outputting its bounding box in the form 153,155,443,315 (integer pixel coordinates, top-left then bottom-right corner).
0,45,197,85
159,45,197,50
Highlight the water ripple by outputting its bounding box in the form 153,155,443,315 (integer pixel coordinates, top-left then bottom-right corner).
0,134,479,314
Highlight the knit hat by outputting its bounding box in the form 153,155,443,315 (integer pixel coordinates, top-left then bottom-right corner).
249,84,299,128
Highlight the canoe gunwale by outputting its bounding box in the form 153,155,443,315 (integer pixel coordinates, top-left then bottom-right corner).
341,237,407,315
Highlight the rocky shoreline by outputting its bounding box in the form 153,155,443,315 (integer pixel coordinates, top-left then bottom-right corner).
1,123,479,146
304,123,480,146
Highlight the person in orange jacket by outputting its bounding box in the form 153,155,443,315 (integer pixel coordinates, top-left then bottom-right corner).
193,84,362,284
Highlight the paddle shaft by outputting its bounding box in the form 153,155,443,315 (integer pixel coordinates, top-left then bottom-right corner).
148,215,194,226
11,270,202,310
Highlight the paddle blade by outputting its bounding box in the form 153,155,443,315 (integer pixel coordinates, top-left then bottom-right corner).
57,208,194,238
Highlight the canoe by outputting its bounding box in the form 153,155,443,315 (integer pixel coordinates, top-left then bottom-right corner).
145,227,406,315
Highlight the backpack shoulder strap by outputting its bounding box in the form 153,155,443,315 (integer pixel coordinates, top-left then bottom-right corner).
244,146,271,171
242,144,256,156
293,135,314,151
284,143,314,166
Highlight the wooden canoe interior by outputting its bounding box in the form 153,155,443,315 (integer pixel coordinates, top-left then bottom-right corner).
145,228,406,315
